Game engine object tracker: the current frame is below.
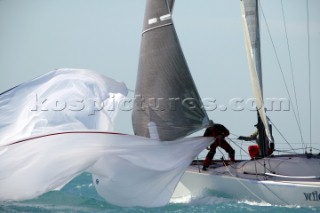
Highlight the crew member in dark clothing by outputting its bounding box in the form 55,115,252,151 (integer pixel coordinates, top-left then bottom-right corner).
202,124,235,171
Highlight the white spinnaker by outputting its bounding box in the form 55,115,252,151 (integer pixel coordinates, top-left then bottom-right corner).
0,68,127,146
90,136,212,207
0,69,212,207
240,0,272,142
0,132,212,207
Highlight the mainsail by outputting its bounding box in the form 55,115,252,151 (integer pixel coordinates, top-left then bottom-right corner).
132,0,209,141
240,0,273,149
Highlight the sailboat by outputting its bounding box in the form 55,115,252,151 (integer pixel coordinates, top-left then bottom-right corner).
1,0,318,208
0,0,213,207
178,0,320,207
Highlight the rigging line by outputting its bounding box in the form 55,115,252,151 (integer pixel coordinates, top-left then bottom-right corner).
280,0,304,146
258,1,305,149
279,147,320,152
196,155,201,173
228,138,274,173
230,132,240,137
276,149,316,155
228,140,289,205
306,0,312,150
215,146,267,203
228,171,267,203
228,138,249,160
230,137,245,160
165,0,171,14
240,139,244,160
230,137,304,176
268,119,296,153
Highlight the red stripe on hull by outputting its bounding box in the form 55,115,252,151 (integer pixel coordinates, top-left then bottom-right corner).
5,131,127,146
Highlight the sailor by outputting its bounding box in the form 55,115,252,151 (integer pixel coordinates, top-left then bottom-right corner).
238,128,259,159
202,123,235,171
238,126,258,142
238,124,274,159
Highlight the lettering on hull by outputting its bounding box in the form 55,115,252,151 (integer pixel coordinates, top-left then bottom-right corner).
304,191,320,201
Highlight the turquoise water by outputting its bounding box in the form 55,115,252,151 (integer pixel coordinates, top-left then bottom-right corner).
0,173,318,213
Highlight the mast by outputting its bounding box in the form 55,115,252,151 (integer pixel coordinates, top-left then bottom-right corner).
240,0,273,157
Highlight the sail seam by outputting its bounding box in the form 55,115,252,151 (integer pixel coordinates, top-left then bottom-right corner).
142,23,173,35
165,0,171,14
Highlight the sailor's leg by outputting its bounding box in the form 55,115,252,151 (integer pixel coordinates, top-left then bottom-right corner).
203,142,218,170
203,150,216,167
220,140,235,162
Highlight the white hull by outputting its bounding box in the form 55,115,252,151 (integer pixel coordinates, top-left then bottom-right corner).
179,155,320,207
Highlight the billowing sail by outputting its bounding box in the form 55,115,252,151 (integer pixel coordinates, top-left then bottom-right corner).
0,68,128,146
132,0,209,141
240,0,273,144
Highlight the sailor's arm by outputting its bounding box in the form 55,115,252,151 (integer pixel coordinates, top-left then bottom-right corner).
238,130,258,141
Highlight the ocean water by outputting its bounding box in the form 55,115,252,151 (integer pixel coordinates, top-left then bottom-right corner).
0,172,318,213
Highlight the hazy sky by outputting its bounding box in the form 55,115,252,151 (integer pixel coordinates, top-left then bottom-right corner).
0,0,319,155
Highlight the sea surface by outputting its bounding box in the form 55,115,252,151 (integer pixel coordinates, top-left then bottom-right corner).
0,172,318,213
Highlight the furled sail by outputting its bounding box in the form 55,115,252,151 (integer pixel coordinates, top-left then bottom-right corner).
240,0,273,144
132,0,209,141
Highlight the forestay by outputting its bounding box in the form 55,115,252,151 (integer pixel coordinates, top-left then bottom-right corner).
132,0,209,141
